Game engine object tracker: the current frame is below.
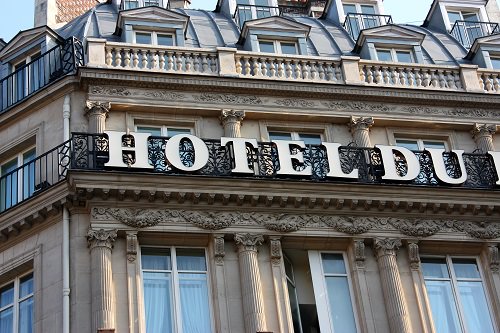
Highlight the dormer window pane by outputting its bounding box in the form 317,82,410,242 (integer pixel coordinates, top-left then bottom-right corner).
491,57,500,69
157,34,174,46
396,51,413,63
144,0,160,6
259,41,275,53
136,32,152,44
343,4,356,14
463,12,479,22
360,5,375,14
376,50,392,61
280,42,297,55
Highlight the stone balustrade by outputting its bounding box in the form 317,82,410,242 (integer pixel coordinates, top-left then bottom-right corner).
86,38,496,94
478,69,500,93
359,60,463,91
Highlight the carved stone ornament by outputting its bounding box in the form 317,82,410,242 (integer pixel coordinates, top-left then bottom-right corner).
407,241,420,270
85,101,111,117
193,93,262,105
274,99,316,108
349,116,374,131
471,123,497,139
90,86,131,97
234,233,264,252
91,208,500,240
374,238,402,258
220,109,245,124
214,234,225,265
126,232,138,262
269,238,282,266
353,239,366,269
488,245,499,273
87,228,117,250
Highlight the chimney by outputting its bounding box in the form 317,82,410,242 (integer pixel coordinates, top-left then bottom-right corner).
169,0,191,9
34,0,99,28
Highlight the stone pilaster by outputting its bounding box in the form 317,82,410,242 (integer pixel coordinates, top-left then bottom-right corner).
234,233,267,333
374,238,411,333
349,116,374,147
220,109,245,138
489,244,499,273
85,101,110,134
472,123,496,153
212,234,230,333
126,232,140,333
87,228,117,333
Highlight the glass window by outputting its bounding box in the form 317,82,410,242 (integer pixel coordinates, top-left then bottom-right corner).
342,4,356,14
259,41,275,53
1,148,36,212
0,272,34,333
377,49,392,61
280,42,297,55
269,132,322,145
396,50,413,63
422,257,494,333
141,248,212,333
136,126,192,137
490,57,500,69
396,138,447,151
376,49,415,63
157,34,174,46
136,32,152,44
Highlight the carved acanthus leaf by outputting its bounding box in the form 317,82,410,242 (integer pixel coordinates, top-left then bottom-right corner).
389,218,443,237
454,221,500,239
194,93,262,105
274,99,315,108
87,228,117,250
179,211,237,230
321,216,373,234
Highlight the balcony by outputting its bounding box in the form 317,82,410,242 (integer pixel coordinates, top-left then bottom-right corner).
0,37,84,115
450,20,500,48
343,13,393,40
233,4,281,28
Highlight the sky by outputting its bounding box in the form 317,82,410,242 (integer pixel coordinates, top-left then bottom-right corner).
0,0,496,42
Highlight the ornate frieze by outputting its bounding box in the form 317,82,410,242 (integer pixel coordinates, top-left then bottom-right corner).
274,99,316,108
87,228,117,250
193,93,263,105
91,207,500,240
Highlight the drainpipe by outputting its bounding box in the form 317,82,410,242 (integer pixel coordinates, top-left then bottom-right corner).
62,94,71,333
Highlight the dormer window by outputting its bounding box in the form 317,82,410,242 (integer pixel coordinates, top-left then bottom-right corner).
134,31,175,46
491,56,500,70
235,0,278,28
122,0,165,10
259,40,298,54
341,2,391,40
376,48,415,63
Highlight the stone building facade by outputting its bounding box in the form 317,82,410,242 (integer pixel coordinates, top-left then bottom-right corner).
1,0,500,332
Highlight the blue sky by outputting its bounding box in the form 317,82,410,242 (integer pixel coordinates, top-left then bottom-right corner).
0,0,495,42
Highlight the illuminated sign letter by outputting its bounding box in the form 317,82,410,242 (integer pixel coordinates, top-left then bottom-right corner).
273,140,312,176
105,131,153,169
426,148,467,185
165,134,209,171
322,142,358,179
376,145,420,181
220,137,258,174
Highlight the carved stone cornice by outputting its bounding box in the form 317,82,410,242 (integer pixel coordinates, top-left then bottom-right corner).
85,101,111,117
488,245,499,273
472,123,497,139
213,234,225,265
407,240,420,270
87,228,117,250
126,232,138,262
374,238,402,258
91,207,500,240
234,233,264,252
349,116,374,131
219,109,245,125
269,237,282,266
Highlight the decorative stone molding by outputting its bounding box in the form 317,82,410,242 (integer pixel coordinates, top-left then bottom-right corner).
349,116,374,147
274,98,316,108
234,233,264,252
87,228,117,250
488,245,499,273
374,238,402,258
219,109,245,138
85,101,111,134
472,123,497,152
91,208,500,240
407,240,420,270
193,93,263,105
353,239,366,269
213,234,225,265
269,237,282,266
126,232,138,263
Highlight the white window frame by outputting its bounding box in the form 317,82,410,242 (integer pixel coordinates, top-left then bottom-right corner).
138,246,215,333
341,2,377,15
394,138,449,151
236,0,278,23
133,30,176,46
308,251,359,333
258,39,299,55
0,271,34,333
135,125,193,137
123,0,165,9
1,146,36,211
268,131,323,143
376,48,415,63
421,255,496,333
387,128,457,151
489,55,500,70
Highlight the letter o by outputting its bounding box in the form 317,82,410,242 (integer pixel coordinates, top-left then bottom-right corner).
165,134,209,172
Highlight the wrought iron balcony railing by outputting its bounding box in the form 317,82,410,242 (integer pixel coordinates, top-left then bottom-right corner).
450,20,500,48
343,13,393,40
279,0,326,16
233,4,281,28
2,133,498,214
0,37,84,114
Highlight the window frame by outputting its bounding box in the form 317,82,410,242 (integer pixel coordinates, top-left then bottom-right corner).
341,2,377,16
394,138,449,151
138,246,215,333
421,255,496,333
133,30,176,46
489,55,500,70
258,39,299,55
375,47,415,63
135,125,193,137
0,271,34,333
387,128,457,151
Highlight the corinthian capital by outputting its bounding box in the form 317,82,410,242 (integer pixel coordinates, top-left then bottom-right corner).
472,123,497,138
220,109,245,125
85,101,111,117
374,238,401,258
349,116,374,131
234,233,264,252
87,228,117,250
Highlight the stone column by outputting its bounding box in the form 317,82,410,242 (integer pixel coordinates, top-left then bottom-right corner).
85,101,111,134
220,109,245,138
87,228,117,333
373,238,411,333
349,116,374,147
234,233,267,333
472,123,496,153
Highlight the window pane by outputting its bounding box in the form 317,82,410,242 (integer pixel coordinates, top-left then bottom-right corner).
396,139,419,151
136,32,152,44
237,0,250,4
166,128,191,137
1,158,19,210
423,141,446,150
299,134,322,145
452,259,480,279
259,41,275,53
176,249,207,271
0,307,13,333
325,276,357,333
18,297,33,333
321,253,347,275
425,280,462,333
143,272,173,333
179,273,212,333
491,57,500,69
448,12,462,24
462,12,479,21
458,281,494,333
343,4,356,14
377,50,392,62
396,51,413,63
0,283,14,307
137,126,162,136
19,274,34,298
142,249,171,270
255,0,268,6
422,258,450,278
269,132,292,141
22,149,36,200
360,5,375,14
157,34,174,46
280,42,297,55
